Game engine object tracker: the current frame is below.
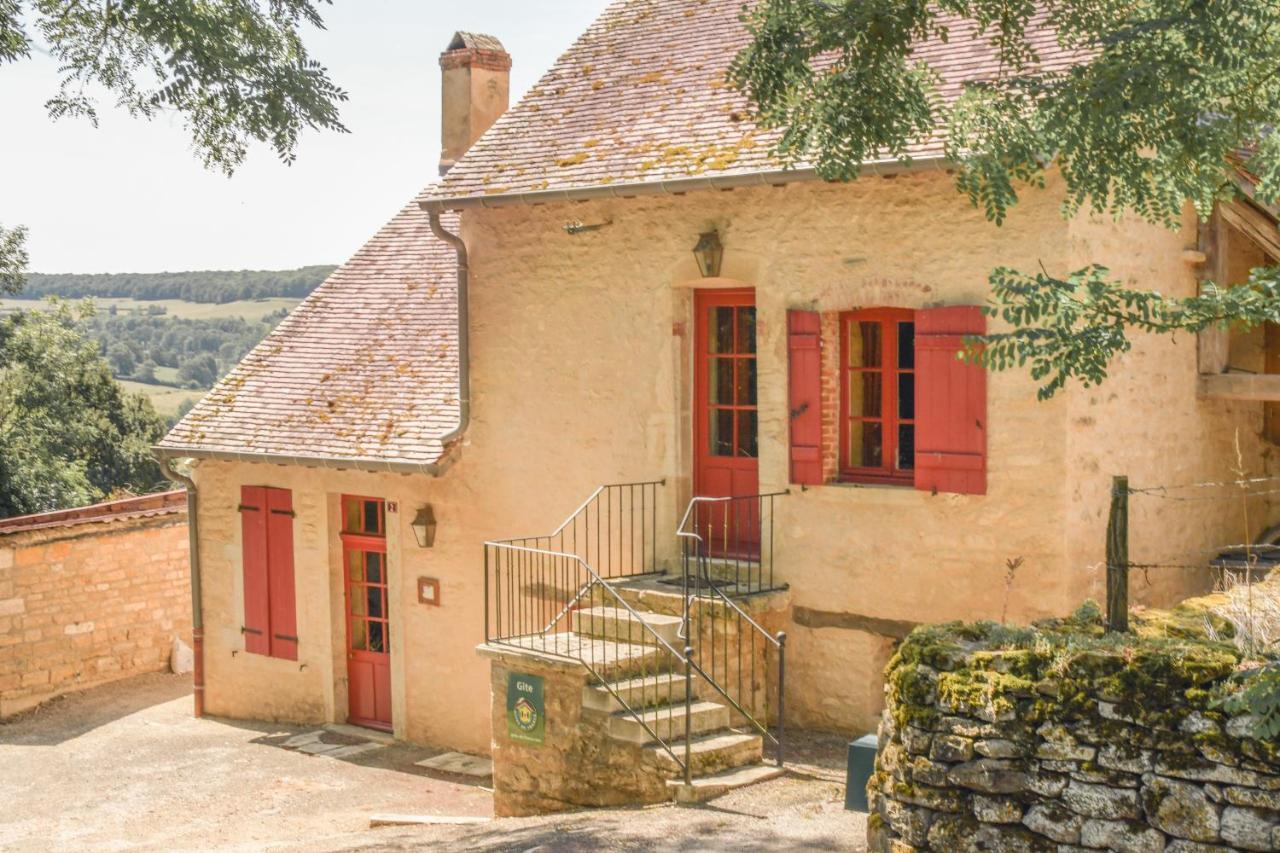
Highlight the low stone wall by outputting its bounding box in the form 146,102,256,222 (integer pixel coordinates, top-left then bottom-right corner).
869,603,1280,851
0,492,191,717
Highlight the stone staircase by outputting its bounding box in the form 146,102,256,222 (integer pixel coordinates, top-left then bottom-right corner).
569,602,783,802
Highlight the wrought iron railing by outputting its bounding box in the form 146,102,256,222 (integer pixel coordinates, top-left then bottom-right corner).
677,493,789,768
484,481,692,766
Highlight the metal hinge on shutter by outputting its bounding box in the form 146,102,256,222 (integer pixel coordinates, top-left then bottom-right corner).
241,626,263,636
270,508,297,518
237,504,260,513
273,633,299,643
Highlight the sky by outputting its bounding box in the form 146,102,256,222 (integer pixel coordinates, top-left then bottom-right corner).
1,1,608,274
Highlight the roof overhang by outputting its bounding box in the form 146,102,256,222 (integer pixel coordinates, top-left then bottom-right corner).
152,444,458,478
418,156,952,213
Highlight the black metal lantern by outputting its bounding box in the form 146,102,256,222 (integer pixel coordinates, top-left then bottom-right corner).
411,505,437,548
693,230,724,278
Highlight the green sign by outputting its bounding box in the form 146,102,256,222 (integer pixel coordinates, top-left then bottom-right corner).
506,672,545,745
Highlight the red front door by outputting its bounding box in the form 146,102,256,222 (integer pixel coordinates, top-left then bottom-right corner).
342,496,392,732
694,289,760,555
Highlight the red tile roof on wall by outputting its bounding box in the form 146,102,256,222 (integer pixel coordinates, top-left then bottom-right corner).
420,0,1075,209
0,491,186,537
158,206,461,470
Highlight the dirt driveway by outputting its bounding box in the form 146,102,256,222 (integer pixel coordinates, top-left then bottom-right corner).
0,674,866,851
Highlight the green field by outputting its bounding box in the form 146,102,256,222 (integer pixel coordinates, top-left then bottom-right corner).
0,296,301,322
117,379,206,419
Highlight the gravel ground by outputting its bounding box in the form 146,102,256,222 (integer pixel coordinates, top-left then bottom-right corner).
0,674,867,852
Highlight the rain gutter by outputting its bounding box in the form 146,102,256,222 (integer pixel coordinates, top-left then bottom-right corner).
153,452,205,718
416,157,951,213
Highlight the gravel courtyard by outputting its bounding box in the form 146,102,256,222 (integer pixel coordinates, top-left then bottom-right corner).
0,674,866,851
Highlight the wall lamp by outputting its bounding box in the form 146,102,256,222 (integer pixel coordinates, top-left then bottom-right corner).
693,230,724,278
411,505,437,548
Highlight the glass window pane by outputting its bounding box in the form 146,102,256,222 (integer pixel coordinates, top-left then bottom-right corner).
363,500,382,535
898,425,916,472
366,552,383,585
710,307,735,354
736,358,757,406
350,586,365,616
736,308,756,354
710,409,734,457
849,372,883,418
899,373,915,420
710,358,733,405
367,586,384,618
351,619,367,650
342,497,360,533
849,421,884,468
898,322,915,370
736,411,758,458
347,550,364,582
849,321,882,368
369,621,385,654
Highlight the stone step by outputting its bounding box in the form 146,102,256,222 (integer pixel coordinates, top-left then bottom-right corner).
646,730,764,777
493,631,672,680
608,700,729,745
668,763,786,804
582,671,692,713
572,606,683,646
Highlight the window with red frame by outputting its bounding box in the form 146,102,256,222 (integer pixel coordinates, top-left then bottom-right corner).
840,309,916,484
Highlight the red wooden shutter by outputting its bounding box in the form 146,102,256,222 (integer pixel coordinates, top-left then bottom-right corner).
914,306,988,496
787,310,823,485
239,486,272,656
265,488,298,661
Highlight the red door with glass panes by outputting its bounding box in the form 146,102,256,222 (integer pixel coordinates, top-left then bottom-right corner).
694,289,760,556
342,496,391,732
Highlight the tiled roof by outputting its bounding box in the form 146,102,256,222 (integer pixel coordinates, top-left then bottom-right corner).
0,491,186,536
421,0,1076,208
159,205,461,470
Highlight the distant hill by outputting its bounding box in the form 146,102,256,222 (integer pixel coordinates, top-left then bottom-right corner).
18,265,338,304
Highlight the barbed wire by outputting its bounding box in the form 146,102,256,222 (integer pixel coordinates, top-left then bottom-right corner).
1127,487,1280,503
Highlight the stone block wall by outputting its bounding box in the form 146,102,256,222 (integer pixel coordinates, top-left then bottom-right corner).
869,603,1280,851
0,492,191,717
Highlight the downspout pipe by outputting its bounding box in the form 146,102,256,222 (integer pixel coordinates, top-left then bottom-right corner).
428,210,471,453
154,452,204,718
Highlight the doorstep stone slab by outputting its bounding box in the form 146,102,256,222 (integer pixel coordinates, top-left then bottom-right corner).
326,742,383,760
283,731,324,749
415,751,494,778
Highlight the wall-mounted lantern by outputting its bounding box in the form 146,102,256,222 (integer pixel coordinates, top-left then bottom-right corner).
693,230,724,278
411,505,437,548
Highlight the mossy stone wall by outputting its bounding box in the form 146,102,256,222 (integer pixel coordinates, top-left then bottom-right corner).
869,605,1280,851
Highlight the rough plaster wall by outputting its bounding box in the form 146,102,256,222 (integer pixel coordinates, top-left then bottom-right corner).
196,172,1256,747
1062,208,1271,612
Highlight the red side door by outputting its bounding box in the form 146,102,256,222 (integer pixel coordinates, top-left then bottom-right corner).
342,496,391,732
694,289,760,556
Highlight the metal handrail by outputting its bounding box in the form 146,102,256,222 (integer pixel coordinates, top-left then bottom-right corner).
485,541,689,769
676,492,789,769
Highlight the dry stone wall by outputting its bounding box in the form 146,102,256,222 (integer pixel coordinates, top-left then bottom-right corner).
869,603,1280,851
0,492,191,717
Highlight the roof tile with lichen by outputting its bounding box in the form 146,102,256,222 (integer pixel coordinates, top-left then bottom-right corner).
158,206,461,469
421,0,1076,207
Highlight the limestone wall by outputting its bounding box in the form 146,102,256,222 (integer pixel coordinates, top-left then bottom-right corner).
0,492,191,717
869,607,1280,851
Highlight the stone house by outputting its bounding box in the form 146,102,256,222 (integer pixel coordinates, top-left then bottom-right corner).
155,0,1280,797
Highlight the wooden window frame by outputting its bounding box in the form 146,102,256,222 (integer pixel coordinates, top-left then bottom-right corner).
341,496,389,658
839,308,916,486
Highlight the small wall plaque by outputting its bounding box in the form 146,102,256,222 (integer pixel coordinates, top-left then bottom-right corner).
418,576,441,606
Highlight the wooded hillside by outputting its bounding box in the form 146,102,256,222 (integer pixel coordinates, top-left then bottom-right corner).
19,266,336,303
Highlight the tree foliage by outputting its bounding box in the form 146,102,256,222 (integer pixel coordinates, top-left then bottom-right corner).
0,302,167,517
1,0,347,175
733,0,1280,396
0,1,346,290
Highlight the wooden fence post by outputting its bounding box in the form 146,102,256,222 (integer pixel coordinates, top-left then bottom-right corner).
1106,475,1130,633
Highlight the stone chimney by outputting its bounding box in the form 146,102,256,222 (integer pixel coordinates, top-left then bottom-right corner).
439,32,511,175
